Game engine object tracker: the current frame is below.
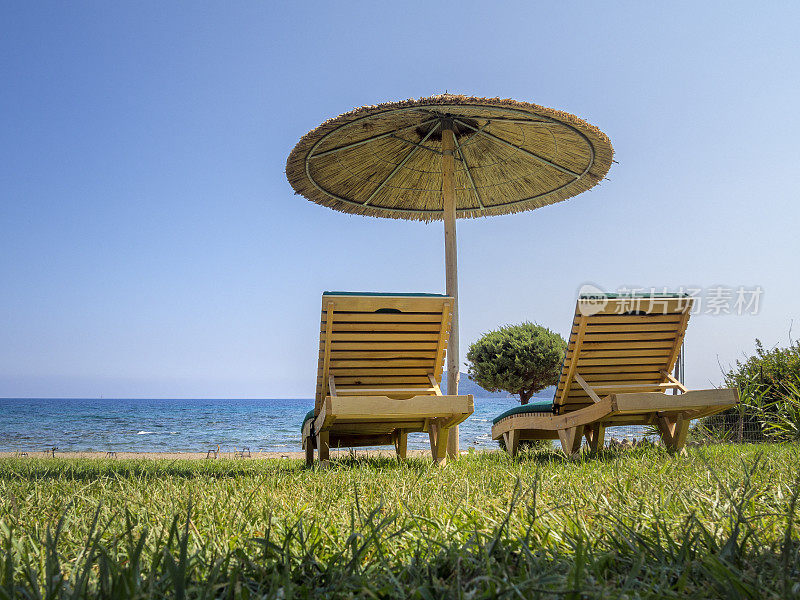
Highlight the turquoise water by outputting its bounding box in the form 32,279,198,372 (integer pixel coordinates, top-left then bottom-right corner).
0,397,531,453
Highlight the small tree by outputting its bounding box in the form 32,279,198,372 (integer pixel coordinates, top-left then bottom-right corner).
466,322,566,405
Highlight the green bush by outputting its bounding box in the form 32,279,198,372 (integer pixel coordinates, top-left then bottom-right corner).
699,338,800,442
466,322,566,405
724,338,800,400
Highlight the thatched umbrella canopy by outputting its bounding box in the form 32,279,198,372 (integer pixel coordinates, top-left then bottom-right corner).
286,94,613,456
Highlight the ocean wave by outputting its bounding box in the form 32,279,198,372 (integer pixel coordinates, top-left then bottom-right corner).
136,431,154,435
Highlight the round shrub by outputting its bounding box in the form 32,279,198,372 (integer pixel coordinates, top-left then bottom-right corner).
466,322,566,405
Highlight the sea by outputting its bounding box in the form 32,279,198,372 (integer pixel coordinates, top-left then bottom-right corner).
0,397,543,454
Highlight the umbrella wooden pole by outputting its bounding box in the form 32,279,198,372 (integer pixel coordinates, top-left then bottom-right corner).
441,120,459,459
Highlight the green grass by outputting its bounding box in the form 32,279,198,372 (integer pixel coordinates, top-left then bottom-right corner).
1,444,799,599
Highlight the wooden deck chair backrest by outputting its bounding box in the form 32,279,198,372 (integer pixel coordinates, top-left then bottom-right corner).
314,293,453,414
553,293,693,414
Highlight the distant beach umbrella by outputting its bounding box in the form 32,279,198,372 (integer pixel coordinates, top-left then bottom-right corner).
286,94,613,457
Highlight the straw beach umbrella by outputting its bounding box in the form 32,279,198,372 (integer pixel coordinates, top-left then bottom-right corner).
286,94,613,457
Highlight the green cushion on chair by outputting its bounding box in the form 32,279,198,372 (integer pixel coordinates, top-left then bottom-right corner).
492,400,553,425
301,409,315,432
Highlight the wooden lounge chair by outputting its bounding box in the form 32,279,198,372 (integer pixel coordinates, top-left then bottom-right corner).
491,293,738,456
302,292,474,466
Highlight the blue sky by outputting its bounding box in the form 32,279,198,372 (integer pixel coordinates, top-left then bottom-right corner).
1,1,798,398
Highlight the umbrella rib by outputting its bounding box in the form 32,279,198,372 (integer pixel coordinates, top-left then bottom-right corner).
453,118,584,178
457,146,484,210
309,118,438,160
454,121,490,153
363,121,441,206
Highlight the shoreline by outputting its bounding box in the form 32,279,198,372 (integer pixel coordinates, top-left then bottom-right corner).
0,448,440,461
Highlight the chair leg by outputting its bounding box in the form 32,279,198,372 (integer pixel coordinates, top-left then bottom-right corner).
557,426,584,457
587,424,605,453
673,415,690,451
573,425,585,454
656,415,675,449
657,413,690,452
557,428,574,455
317,431,330,465
436,426,450,465
304,434,314,467
394,429,408,460
428,420,448,466
505,429,520,457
